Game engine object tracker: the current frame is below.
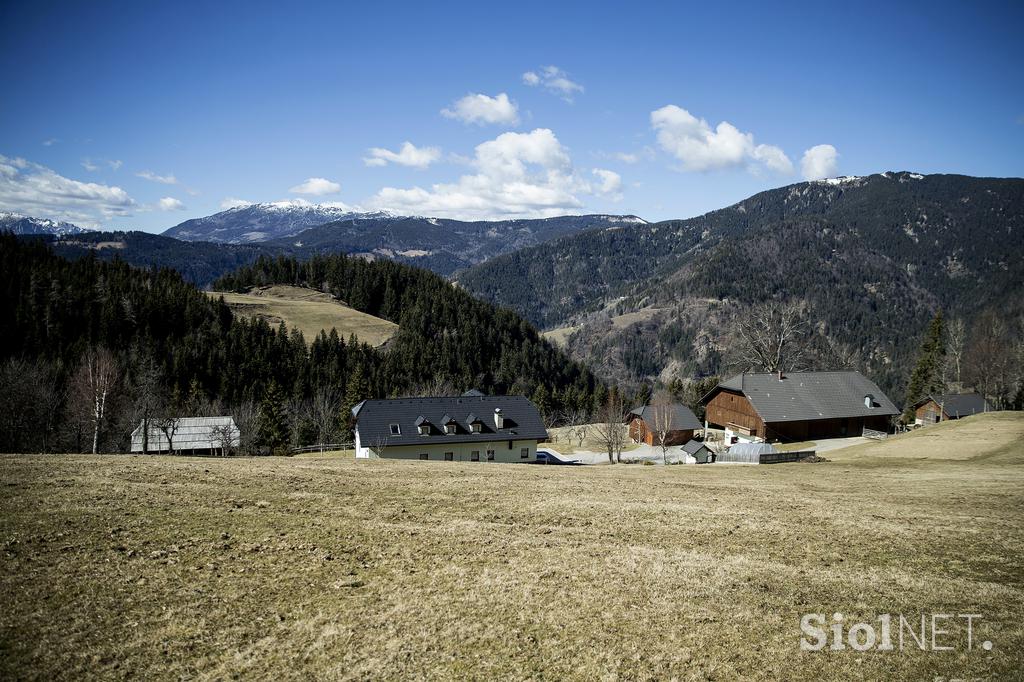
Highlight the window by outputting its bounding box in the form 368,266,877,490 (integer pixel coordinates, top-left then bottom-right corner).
389,424,401,436
419,453,428,460
418,425,429,435
508,440,513,450
444,452,453,461
486,449,495,461
445,423,456,434
470,422,481,433
471,450,480,462
520,448,529,459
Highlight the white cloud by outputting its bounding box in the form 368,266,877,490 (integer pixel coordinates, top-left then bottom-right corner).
364,142,442,169
801,144,839,180
441,93,519,126
108,159,123,171
368,128,616,220
289,177,342,196
42,138,58,147
136,170,178,184
158,196,185,211
0,154,135,226
650,105,794,175
592,168,622,199
522,65,584,101
81,159,99,172
751,144,794,174
614,152,639,164
220,197,252,210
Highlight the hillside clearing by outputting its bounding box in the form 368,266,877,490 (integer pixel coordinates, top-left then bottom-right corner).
208,285,398,347
1,413,1022,680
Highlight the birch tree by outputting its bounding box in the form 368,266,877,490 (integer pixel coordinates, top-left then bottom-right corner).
72,347,119,454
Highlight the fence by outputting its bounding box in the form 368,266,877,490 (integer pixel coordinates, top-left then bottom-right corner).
758,450,817,464
290,442,352,455
862,427,888,440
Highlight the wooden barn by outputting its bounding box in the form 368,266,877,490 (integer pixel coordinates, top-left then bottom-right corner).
701,371,898,443
131,416,240,455
913,393,989,424
627,404,702,446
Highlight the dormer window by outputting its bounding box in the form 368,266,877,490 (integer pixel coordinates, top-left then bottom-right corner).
441,415,457,434
471,422,482,433
415,416,431,435
389,424,401,436
445,423,456,434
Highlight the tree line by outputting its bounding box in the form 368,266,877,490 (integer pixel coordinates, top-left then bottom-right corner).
0,236,603,453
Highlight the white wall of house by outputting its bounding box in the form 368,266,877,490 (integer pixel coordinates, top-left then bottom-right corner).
355,434,540,463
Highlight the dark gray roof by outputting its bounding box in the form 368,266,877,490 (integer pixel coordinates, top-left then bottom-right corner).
629,404,702,432
681,439,712,455
917,393,989,418
712,371,899,423
355,395,547,447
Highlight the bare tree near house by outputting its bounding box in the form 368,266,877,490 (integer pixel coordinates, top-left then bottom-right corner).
71,347,119,454
210,423,237,456
129,355,163,454
731,300,810,373
152,415,180,455
231,401,259,456
593,392,628,464
650,391,675,465
561,407,591,448
964,311,1014,409
404,376,461,398
946,317,967,391
309,386,342,453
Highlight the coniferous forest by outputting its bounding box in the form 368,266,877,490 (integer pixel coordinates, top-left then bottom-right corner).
0,236,602,454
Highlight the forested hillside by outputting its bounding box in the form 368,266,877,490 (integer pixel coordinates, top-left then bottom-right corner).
0,237,601,453
458,172,1024,401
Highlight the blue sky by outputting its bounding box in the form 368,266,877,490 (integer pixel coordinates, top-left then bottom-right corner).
1,0,1022,231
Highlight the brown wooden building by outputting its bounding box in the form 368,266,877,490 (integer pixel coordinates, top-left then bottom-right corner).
701,371,898,442
913,393,989,424
627,404,702,446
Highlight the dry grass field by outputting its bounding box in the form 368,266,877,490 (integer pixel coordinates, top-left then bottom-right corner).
209,285,398,347
2,413,1022,680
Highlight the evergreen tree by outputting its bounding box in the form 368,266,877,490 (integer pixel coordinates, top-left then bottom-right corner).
904,311,946,421
257,381,290,454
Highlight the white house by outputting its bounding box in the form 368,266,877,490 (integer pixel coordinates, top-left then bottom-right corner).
352,392,548,463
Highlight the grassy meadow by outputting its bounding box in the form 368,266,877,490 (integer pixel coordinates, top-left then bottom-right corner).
209,285,398,347
1,413,1022,680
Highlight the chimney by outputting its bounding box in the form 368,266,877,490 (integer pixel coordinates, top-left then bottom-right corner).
493,407,504,430
864,394,874,408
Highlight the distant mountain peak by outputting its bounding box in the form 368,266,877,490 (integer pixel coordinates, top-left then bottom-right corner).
0,212,93,236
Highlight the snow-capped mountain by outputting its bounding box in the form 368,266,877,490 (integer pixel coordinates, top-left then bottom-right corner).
162,202,393,243
0,212,93,237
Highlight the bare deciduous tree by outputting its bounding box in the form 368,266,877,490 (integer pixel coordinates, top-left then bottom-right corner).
649,391,675,465
71,347,119,454
231,401,259,456
592,393,628,464
964,312,1015,409
946,317,967,390
210,423,237,457
309,386,342,453
731,301,810,373
152,415,180,455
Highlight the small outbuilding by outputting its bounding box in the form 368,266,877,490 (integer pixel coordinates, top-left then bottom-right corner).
627,404,702,446
717,442,778,464
131,416,240,455
681,439,715,464
913,393,989,424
